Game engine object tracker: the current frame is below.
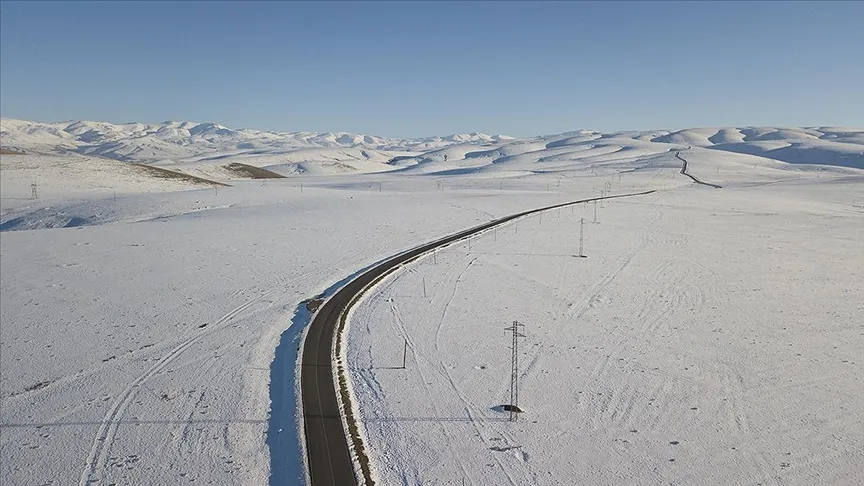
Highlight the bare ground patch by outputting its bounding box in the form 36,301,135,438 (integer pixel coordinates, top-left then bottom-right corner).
132,164,229,186
223,162,286,179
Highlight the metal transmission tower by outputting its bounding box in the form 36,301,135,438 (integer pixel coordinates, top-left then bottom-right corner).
504,321,526,422
31,182,38,200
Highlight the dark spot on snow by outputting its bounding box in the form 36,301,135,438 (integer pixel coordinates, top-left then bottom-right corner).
489,445,522,452
0,217,26,231
64,216,90,228
24,380,53,392
304,298,325,312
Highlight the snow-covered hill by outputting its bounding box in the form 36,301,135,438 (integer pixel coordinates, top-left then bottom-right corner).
3,119,861,172
0,118,512,163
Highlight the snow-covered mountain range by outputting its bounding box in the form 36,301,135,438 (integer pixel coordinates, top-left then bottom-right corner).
2,119,862,175
0,118,513,162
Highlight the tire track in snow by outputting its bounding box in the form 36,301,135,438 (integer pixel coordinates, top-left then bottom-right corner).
78,288,276,485
386,298,481,485
387,263,526,486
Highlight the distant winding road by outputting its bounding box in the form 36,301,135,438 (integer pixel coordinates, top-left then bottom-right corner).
299,190,657,485
675,149,722,188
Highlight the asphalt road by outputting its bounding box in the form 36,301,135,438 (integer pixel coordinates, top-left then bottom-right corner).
675,150,722,188
299,190,657,485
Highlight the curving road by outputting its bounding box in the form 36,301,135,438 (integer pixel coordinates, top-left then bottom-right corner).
675,150,722,188
299,190,657,485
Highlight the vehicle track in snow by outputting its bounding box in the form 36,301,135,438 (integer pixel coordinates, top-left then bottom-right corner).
78,288,277,486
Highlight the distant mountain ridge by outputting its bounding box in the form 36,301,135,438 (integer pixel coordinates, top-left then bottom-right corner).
0,118,514,162
2,118,862,170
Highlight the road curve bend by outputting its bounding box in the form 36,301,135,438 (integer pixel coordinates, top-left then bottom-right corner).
675,150,722,188
299,190,656,485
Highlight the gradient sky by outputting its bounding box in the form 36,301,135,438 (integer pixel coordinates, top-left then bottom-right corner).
1,1,862,138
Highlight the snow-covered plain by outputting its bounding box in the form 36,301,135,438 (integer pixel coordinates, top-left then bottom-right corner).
346,180,863,485
1,120,863,486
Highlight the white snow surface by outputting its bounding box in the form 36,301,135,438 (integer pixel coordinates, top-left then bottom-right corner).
1,122,863,486
346,180,864,485
0,118,511,164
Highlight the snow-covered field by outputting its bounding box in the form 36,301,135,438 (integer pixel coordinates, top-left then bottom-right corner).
346,180,864,485
1,120,863,485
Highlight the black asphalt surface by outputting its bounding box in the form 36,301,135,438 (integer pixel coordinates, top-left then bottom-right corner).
675,150,722,188
300,190,657,486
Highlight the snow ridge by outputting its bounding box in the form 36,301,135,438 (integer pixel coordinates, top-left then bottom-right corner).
0,118,510,163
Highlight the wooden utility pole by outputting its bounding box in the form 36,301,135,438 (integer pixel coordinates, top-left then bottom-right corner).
579,217,586,257
402,338,408,369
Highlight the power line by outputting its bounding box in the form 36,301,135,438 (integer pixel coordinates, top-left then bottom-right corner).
504,321,526,422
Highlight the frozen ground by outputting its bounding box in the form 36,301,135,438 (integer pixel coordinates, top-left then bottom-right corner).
1,123,862,486
2,174,607,485
346,176,864,485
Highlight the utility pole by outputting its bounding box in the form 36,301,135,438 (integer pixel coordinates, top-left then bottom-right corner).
300,182,303,193
422,277,426,298
579,217,586,257
593,200,598,223
504,321,526,422
402,338,408,369
600,189,605,207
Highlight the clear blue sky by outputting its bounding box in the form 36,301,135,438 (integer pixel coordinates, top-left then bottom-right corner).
1,1,862,138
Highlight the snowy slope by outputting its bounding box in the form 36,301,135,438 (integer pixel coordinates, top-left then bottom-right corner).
346,181,864,486
0,118,511,164
3,119,862,176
